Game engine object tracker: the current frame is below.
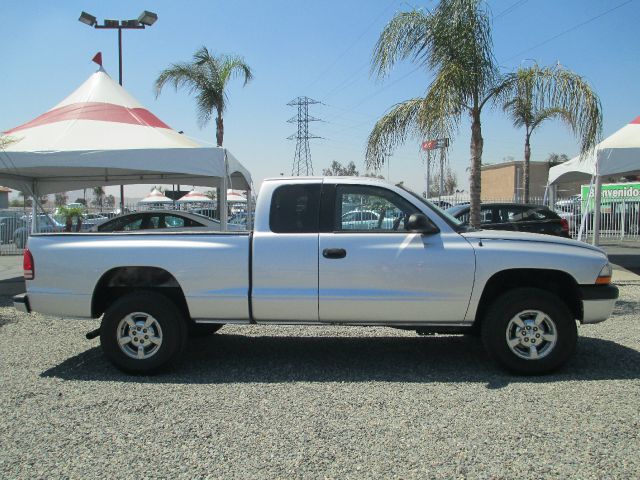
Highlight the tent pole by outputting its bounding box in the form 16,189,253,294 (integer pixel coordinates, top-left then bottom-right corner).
220,150,229,231
593,173,602,246
31,182,38,235
593,151,602,246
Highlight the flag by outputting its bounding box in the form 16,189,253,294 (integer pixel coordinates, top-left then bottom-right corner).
92,52,103,67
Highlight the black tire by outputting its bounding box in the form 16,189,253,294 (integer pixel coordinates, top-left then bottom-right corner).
100,291,188,374
189,323,224,337
481,288,577,375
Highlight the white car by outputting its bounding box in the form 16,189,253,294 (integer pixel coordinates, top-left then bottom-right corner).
89,210,243,232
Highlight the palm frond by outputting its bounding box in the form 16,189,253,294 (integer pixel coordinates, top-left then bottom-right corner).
219,55,253,87
154,62,210,98
365,98,426,170
499,65,602,153
530,107,573,132
371,10,432,78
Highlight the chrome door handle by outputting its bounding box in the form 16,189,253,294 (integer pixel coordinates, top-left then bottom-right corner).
322,248,347,259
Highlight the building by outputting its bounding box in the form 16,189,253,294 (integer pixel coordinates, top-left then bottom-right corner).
481,161,581,201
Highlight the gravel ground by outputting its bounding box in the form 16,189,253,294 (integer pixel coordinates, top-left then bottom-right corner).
1,286,639,479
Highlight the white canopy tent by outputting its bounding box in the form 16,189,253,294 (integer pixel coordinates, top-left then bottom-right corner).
176,190,214,204
139,188,173,206
548,116,640,244
0,65,252,231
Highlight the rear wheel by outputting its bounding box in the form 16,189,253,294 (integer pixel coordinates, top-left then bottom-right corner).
481,288,577,374
100,291,187,374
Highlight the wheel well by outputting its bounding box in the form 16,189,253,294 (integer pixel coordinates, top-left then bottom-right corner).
474,269,582,325
91,267,190,319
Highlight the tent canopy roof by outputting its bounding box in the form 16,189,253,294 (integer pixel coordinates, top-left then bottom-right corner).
139,188,173,204
0,67,251,194
549,116,640,185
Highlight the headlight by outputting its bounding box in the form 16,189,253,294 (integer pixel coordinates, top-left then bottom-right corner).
596,263,612,285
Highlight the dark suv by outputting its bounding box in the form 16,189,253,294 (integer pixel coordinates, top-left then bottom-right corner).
446,203,570,238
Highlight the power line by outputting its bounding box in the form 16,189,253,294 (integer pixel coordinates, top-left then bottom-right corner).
493,0,529,20
305,0,400,91
503,0,635,62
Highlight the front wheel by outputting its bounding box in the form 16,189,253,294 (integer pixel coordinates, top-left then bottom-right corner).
481,288,577,375
100,291,187,374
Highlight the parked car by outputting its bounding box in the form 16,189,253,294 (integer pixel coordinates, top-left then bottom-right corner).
91,210,243,232
229,211,248,227
447,203,570,238
81,213,109,231
13,215,64,248
17,178,617,376
341,209,405,230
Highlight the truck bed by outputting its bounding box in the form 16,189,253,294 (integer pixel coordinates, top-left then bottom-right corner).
27,232,251,320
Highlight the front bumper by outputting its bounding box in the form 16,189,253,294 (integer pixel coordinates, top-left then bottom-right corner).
580,285,619,324
13,293,31,314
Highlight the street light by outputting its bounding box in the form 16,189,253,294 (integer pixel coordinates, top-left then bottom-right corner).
78,10,158,212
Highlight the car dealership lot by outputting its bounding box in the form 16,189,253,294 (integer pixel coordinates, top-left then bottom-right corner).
1,287,639,479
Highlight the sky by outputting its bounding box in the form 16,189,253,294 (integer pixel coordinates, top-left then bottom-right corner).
1,0,639,201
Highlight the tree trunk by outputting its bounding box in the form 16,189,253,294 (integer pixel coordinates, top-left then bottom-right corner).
523,132,531,203
469,110,484,228
216,115,224,147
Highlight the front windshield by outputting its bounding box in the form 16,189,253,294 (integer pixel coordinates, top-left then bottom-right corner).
397,184,465,229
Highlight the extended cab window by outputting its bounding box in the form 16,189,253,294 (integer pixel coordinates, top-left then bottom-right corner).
334,185,419,232
270,184,321,233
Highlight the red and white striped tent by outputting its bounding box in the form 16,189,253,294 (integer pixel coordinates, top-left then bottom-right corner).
139,188,173,205
176,189,214,203
0,64,251,228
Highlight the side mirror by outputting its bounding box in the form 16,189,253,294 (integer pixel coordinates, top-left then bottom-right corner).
406,213,439,234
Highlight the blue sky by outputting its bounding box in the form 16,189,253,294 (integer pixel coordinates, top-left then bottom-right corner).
1,0,639,199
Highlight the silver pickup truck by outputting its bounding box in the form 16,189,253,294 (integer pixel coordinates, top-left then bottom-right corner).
14,177,618,375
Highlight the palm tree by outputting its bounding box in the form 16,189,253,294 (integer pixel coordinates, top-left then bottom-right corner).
155,46,253,147
93,186,105,211
366,0,500,226
500,65,601,202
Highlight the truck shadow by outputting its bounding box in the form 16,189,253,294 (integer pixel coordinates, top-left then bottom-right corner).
41,334,640,388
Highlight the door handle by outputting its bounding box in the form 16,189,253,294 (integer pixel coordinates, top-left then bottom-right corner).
323,248,347,259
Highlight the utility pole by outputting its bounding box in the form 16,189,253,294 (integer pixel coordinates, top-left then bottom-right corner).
421,138,449,199
287,96,322,176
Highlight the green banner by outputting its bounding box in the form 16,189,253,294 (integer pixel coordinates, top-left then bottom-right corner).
581,182,640,210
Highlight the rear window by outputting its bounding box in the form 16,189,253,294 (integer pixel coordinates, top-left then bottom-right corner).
269,184,321,233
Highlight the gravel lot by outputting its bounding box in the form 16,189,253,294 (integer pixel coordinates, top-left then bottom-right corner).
1,285,639,479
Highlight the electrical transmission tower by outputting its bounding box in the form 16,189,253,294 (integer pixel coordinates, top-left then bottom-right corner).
287,96,322,176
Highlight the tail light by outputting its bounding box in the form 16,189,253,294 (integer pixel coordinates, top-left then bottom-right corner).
560,218,569,234
23,248,34,280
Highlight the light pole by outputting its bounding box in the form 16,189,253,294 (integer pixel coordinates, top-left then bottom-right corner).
79,10,158,212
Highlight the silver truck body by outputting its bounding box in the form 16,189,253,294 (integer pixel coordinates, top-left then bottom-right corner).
20,177,614,327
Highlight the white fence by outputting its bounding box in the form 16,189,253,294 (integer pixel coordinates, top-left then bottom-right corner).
2,194,638,255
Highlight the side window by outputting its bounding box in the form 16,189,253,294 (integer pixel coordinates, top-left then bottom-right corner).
480,207,494,224
269,184,321,233
335,185,419,232
123,216,144,231
498,206,530,223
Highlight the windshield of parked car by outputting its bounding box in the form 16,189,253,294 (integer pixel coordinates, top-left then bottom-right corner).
396,184,469,231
